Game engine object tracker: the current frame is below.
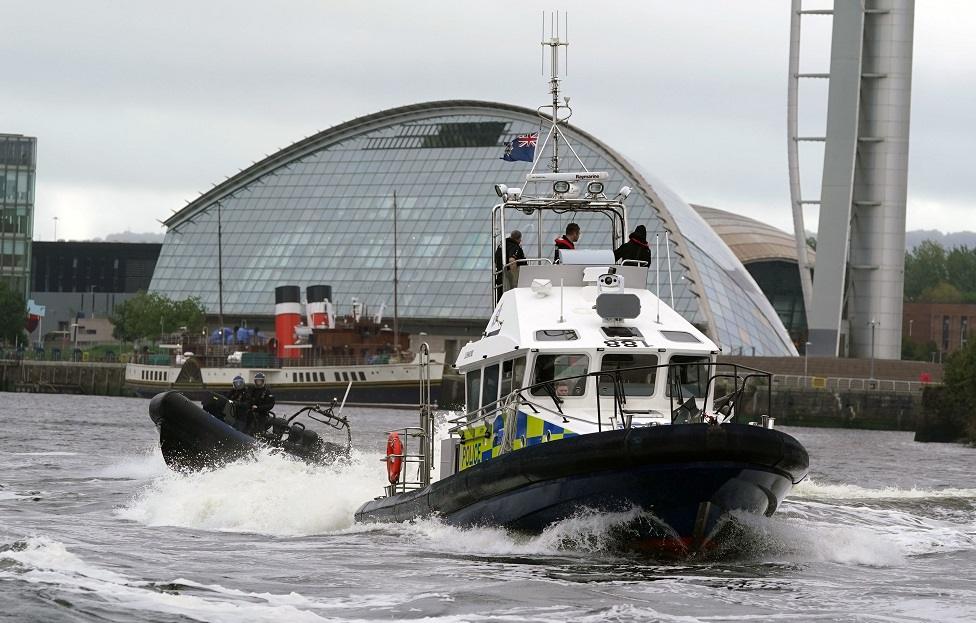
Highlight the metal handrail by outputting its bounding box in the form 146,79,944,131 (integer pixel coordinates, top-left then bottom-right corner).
449,361,773,434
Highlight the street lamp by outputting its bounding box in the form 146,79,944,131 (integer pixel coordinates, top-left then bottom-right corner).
868,319,879,380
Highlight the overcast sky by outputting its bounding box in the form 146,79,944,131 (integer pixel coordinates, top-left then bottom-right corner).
4,1,974,241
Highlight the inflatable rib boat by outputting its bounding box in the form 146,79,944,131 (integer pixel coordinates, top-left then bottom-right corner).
148,391,351,470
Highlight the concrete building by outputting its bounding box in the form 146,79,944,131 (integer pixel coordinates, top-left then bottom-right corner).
0,133,36,300
789,1,915,360
150,100,796,358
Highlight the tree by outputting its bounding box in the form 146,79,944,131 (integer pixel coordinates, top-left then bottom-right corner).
110,292,206,342
946,246,976,296
0,281,26,345
918,281,963,304
904,240,948,301
941,338,976,442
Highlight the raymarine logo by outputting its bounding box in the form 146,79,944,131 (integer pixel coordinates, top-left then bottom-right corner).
574,173,602,180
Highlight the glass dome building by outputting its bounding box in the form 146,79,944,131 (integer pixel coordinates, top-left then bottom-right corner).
151,100,796,356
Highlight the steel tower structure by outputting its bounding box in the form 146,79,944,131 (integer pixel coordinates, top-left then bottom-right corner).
788,0,915,359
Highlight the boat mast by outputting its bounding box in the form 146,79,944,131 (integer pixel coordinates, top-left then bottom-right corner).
543,12,568,173
392,190,400,357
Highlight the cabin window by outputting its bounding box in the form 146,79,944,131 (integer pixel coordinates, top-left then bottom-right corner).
530,354,590,397
535,329,579,341
465,370,481,414
481,364,500,410
666,355,710,399
602,327,643,338
599,354,659,396
342,372,349,382
500,356,526,397
334,372,341,381
358,371,366,381
660,330,701,343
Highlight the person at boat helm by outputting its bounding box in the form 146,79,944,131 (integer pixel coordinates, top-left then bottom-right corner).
614,224,651,266
494,229,526,299
554,223,580,263
245,372,276,434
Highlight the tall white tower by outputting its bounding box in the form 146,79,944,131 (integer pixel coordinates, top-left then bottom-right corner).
788,0,915,359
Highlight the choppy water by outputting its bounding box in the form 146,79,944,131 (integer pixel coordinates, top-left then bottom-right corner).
1,393,975,622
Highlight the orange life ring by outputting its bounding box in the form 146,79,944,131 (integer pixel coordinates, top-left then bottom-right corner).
386,432,403,484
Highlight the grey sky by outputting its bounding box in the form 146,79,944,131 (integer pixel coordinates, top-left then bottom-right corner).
4,1,973,241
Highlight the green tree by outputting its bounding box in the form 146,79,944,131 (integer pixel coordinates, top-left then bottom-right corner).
919,281,963,303
110,292,206,342
946,246,976,296
904,240,948,301
941,338,976,441
0,281,27,345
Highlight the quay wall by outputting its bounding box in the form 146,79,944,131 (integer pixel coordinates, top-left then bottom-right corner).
0,360,131,397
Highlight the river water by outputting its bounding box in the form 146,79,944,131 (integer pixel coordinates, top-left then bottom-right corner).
1,392,974,622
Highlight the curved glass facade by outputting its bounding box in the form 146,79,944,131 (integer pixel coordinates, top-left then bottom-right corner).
151,101,795,356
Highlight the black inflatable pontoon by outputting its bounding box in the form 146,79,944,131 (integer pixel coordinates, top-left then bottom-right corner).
149,391,351,470
355,423,808,550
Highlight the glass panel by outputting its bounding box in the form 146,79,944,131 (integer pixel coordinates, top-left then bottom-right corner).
666,355,710,398
500,359,514,397
599,354,659,396
530,354,589,397
481,364,499,408
465,370,481,413
512,356,526,391
535,329,579,341
660,330,700,343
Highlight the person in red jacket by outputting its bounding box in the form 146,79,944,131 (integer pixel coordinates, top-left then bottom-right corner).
553,223,580,262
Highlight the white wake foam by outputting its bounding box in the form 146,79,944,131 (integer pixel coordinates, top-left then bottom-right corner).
0,536,336,622
376,507,649,558
119,449,386,536
794,478,976,501
93,447,168,480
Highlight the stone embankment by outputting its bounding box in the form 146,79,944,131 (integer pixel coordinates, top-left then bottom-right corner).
0,360,131,396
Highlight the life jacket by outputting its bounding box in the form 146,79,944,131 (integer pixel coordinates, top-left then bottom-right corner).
554,236,576,250
628,236,649,248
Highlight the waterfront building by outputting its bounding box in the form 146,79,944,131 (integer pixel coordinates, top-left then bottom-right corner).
150,100,796,357
0,133,36,300
903,302,974,360
693,204,814,350
30,241,161,340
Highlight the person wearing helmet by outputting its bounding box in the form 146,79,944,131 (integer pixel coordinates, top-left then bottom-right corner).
218,375,251,431
245,372,276,434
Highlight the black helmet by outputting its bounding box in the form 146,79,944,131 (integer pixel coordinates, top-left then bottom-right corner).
254,372,266,388
232,375,245,390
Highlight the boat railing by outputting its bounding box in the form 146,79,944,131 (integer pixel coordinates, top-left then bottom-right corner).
385,425,429,497
449,361,773,435
384,343,437,496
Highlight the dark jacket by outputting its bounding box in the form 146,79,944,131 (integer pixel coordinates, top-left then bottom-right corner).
553,236,576,262
494,237,526,280
614,231,651,265
247,386,276,414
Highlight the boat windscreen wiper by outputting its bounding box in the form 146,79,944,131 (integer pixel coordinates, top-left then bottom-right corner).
541,382,564,415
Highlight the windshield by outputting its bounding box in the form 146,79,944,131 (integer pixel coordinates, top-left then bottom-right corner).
599,354,659,396
666,355,710,399
531,354,590,397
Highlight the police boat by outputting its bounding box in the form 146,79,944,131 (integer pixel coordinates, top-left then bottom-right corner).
148,383,353,471
354,29,808,552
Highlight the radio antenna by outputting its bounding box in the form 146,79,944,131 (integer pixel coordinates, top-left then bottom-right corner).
540,11,569,173
655,233,661,323
665,231,675,308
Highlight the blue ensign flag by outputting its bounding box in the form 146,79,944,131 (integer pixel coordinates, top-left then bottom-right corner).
501,133,538,162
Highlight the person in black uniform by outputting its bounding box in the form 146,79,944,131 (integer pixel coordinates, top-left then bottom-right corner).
614,225,651,265
553,223,580,262
216,375,249,431
245,372,276,435
494,229,525,300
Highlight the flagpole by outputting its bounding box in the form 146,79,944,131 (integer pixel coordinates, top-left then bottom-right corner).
393,191,399,359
